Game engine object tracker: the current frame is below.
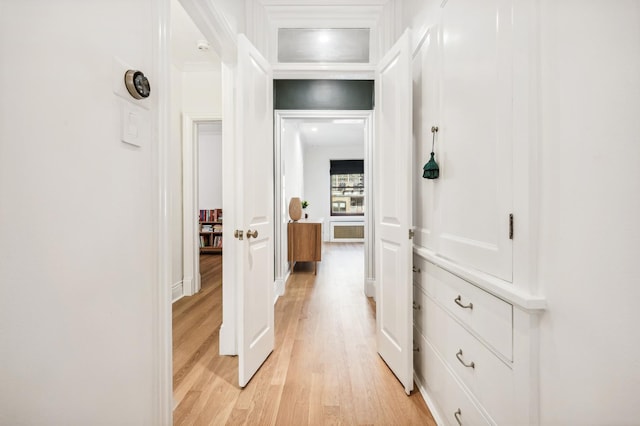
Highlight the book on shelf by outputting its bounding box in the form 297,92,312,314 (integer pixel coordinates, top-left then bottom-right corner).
199,208,223,223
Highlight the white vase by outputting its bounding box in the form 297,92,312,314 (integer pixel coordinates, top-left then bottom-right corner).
288,197,302,221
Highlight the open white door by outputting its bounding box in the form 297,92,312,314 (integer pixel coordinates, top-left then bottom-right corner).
375,30,414,395
235,35,275,387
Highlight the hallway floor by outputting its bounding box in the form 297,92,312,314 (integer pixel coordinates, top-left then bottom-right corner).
173,243,435,425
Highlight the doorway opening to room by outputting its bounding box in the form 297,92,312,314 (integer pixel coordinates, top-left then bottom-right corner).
170,0,227,411
274,111,374,299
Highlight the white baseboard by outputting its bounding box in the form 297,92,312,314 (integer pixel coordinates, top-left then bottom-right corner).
182,276,194,296
218,323,237,356
274,278,285,301
365,278,375,298
414,372,444,426
171,281,184,303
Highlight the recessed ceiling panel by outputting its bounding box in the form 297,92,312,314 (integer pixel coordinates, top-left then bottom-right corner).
278,28,370,63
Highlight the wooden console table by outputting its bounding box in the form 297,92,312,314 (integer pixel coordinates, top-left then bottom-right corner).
287,221,322,275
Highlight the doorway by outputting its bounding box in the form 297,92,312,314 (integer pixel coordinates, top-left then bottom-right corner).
274,111,375,298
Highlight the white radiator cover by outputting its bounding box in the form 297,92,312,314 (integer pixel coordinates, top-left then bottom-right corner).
330,221,365,242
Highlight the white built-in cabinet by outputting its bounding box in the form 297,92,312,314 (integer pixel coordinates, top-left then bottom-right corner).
412,0,545,424
415,0,513,282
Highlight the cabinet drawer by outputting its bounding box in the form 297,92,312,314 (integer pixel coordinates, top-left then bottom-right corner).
423,295,516,425
414,256,513,360
414,327,490,426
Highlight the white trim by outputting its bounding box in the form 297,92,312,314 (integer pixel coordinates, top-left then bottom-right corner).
413,373,445,426
178,0,237,63
365,278,375,299
152,0,172,423
182,113,221,297
273,64,375,80
274,278,285,299
413,245,547,311
171,281,184,303
274,110,374,298
219,63,237,356
177,0,238,358
363,112,375,293
273,110,286,295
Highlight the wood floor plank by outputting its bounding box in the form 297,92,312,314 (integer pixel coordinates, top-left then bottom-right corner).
173,244,436,425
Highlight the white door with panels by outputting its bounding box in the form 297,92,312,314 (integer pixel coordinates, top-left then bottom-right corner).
235,34,275,388
375,30,414,395
436,0,514,281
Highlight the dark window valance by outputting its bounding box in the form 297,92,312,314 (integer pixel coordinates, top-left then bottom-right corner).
330,160,364,175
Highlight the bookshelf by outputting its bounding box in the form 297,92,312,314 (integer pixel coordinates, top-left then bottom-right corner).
199,209,223,254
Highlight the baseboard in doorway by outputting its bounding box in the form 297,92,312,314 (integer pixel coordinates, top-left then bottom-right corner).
172,281,184,303
274,278,285,301
365,278,375,298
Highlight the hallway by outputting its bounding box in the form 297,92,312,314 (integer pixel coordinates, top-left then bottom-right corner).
173,243,435,425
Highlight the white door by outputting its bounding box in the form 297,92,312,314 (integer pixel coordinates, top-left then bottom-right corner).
235,35,274,388
375,30,414,395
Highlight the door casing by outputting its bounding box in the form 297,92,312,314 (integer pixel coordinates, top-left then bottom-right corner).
274,110,375,298
182,114,222,299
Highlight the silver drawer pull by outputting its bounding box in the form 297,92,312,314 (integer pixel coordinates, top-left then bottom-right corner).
412,266,421,273
412,302,421,311
454,295,473,310
454,408,462,425
456,349,475,369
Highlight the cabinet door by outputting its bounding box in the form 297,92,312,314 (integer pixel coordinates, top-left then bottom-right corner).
436,0,514,281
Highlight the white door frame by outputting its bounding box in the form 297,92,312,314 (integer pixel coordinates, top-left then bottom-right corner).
178,1,238,359
274,110,375,298
182,114,222,298
153,0,238,421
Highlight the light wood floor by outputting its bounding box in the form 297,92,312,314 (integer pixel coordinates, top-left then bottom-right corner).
173,243,435,425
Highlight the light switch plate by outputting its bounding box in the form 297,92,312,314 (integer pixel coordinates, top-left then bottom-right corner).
121,101,149,148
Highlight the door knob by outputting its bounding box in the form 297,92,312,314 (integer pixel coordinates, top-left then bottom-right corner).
246,229,258,239
234,230,244,240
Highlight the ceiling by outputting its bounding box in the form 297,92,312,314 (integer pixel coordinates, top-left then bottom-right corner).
171,0,220,71
291,118,365,147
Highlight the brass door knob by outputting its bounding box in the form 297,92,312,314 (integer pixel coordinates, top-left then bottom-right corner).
246,229,258,239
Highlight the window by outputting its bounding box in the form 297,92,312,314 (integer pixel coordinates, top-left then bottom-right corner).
278,28,370,63
330,160,364,216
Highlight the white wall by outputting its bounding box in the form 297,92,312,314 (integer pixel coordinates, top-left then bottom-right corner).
283,122,305,212
303,143,365,241
198,122,223,209
0,1,159,423
181,70,222,114
537,2,640,423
